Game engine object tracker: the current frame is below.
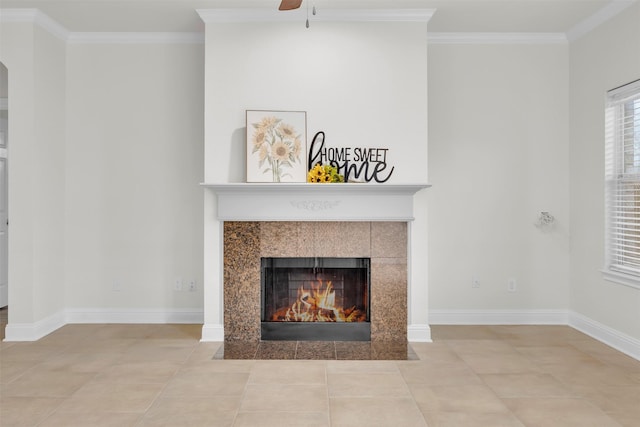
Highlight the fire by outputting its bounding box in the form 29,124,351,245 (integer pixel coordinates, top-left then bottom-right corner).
270,281,366,323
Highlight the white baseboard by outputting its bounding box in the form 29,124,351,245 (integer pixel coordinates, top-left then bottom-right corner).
569,311,640,361
3,310,66,341
2,308,204,342
408,324,432,342
200,323,224,342
65,308,204,324
429,309,569,325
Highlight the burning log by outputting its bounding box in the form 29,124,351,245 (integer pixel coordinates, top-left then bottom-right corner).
269,280,365,323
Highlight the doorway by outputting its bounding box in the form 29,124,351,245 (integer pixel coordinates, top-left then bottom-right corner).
0,61,8,309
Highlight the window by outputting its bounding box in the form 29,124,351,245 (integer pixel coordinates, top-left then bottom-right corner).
604,79,640,289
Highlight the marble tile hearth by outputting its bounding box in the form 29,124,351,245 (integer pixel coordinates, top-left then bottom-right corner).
214,340,419,360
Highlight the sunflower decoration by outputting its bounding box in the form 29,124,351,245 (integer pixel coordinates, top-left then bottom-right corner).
251,116,303,182
307,163,344,183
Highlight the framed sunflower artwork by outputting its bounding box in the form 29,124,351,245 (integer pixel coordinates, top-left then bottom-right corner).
246,110,307,183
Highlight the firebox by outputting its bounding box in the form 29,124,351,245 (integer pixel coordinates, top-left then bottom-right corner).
261,257,371,341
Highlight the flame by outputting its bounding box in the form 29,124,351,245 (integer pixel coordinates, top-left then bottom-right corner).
271,280,366,323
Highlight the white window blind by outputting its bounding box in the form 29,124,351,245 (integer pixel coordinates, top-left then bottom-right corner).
604,79,640,288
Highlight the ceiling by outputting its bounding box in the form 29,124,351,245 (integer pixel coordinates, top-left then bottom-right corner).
0,0,628,34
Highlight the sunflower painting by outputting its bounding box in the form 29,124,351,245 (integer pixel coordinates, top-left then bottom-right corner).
246,110,307,183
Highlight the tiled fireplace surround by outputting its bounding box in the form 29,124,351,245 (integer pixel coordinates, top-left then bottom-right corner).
223,221,408,342
203,183,430,343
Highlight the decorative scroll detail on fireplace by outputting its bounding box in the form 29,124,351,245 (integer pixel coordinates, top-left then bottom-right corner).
290,200,341,212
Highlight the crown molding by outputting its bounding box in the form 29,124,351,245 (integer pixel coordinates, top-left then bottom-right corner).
566,0,637,42
0,9,204,44
0,8,69,41
197,8,434,23
67,32,205,45
428,32,568,45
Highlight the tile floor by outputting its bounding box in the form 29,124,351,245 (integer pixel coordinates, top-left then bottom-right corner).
1,323,639,426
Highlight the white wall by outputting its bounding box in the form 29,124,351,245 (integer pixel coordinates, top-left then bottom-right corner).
204,21,428,184
428,43,571,317
1,16,206,336
65,43,205,316
569,3,640,341
0,22,67,327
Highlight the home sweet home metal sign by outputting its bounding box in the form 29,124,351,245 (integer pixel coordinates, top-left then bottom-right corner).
307,131,395,183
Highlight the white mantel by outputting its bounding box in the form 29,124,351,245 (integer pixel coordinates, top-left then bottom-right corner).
201,183,430,222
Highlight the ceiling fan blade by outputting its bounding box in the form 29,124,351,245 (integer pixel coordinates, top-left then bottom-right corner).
279,0,303,11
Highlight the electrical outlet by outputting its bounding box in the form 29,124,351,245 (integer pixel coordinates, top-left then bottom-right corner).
472,276,480,288
508,278,517,292
188,280,197,292
174,278,183,291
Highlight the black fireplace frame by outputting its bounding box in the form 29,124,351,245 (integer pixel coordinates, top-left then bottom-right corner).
260,257,371,341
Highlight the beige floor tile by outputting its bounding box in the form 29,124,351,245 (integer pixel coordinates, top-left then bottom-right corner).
91,324,156,339
38,411,142,427
489,325,590,347
431,325,501,340
54,382,163,413
551,363,638,387
161,371,249,398
329,397,427,426
326,360,399,374
117,339,197,363
146,324,202,339
410,342,464,363
36,351,122,374
65,337,138,354
446,339,519,355
409,384,510,414
92,360,181,384
0,340,16,350
570,338,632,358
576,384,640,419
3,369,95,397
139,396,241,427
248,360,327,385
515,344,600,366
185,342,223,362
445,339,543,375
179,359,255,373
504,397,623,427
480,373,577,398
234,411,330,427
328,372,411,398
398,361,483,386
606,411,640,427
458,352,543,375
240,383,329,412
0,360,34,384
0,396,64,426
422,411,526,427
0,343,64,362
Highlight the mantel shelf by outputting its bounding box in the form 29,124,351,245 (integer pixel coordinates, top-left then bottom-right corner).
201,182,430,222
201,182,430,195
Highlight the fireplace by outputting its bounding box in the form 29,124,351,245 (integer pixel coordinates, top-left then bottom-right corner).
261,257,371,341
204,182,431,344
222,221,412,343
